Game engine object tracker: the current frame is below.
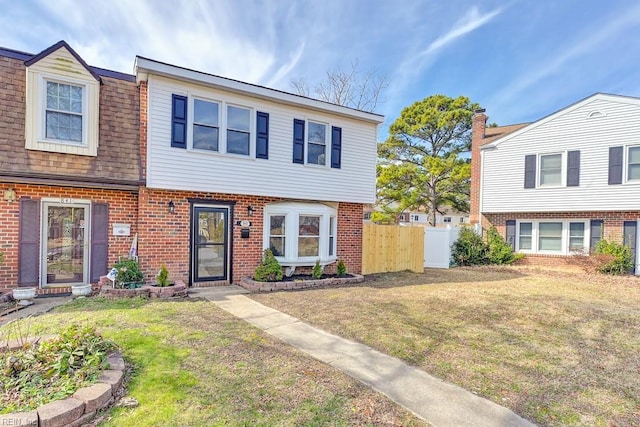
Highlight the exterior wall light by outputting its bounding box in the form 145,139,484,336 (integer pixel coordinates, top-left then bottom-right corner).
3,187,16,203
247,205,254,216
168,200,175,214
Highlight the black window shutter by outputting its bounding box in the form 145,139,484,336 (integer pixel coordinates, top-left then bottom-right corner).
171,94,187,148
331,126,342,169
18,198,40,286
505,220,516,250
293,119,305,164
524,155,536,188
567,150,580,186
90,203,109,283
589,219,603,252
256,111,269,159
608,146,623,185
623,221,637,273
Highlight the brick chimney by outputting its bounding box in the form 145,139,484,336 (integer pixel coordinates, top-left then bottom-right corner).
470,108,487,225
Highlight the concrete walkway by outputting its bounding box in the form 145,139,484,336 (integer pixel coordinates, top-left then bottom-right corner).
0,294,73,326
191,286,535,427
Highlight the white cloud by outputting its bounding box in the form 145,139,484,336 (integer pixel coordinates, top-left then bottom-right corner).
419,6,502,57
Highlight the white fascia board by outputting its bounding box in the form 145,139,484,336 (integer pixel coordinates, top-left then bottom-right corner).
134,56,384,125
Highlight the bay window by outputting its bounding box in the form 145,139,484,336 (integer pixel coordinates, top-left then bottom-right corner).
263,202,338,266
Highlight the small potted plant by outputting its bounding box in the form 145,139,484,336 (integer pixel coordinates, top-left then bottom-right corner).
146,264,187,298
113,258,144,289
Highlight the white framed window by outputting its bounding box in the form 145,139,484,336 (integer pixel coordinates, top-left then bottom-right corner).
627,145,640,182
459,217,465,223
443,217,452,223
263,202,338,266
329,216,336,257
518,222,532,250
268,215,286,257
189,97,253,156
539,153,563,186
516,220,589,254
307,121,328,165
26,72,99,156
193,99,220,151
45,81,83,143
411,214,420,222
226,105,251,155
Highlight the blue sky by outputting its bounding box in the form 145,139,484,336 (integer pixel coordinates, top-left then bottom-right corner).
2,0,640,136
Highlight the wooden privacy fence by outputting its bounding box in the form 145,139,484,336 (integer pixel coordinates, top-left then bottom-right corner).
362,223,424,274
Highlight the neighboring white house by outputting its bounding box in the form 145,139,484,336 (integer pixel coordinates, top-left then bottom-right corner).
135,56,384,284
471,93,640,274
364,206,468,227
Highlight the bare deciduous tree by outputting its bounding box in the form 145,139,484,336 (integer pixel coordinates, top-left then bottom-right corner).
290,61,388,113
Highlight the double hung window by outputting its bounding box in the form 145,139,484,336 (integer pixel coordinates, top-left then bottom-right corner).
193,99,219,151
307,121,327,165
627,146,640,181
539,154,562,186
45,81,83,143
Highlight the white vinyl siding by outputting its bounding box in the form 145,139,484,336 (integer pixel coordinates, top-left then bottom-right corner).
146,75,377,203
481,96,640,212
516,220,589,254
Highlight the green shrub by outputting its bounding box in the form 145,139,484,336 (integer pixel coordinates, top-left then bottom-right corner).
451,227,489,266
336,259,347,277
312,260,323,279
113,258,144,287
0,251,3,264
157,264,169,287
594,240,633,275
486,227,523,265
254,249,283,282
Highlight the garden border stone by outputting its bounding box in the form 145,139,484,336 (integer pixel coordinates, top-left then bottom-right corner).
240,274,364,292
0,351,126,427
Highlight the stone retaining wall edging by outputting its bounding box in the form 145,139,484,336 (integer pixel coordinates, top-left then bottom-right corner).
0,351,125,427
240,274,364,292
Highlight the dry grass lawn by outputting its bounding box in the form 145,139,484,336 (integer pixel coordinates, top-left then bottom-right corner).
251,266,640,426
2,298,425,426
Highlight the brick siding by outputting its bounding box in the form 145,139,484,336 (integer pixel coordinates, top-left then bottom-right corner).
0,183,138,290
136,188,364,285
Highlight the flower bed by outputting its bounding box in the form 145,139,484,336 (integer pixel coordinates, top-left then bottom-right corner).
240,274,364,292
0,325,125,426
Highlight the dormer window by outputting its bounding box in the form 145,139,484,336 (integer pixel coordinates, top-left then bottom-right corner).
24,42,100,156
45,81,83,143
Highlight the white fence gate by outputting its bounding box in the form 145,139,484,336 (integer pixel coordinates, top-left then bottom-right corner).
423,224,481,268
423,227,460,268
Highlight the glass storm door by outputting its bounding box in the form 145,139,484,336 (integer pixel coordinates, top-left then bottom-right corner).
192,206,229,282
44,204,89,286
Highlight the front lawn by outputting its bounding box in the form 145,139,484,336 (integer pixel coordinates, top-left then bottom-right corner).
0,297,424,426
251,267,640,426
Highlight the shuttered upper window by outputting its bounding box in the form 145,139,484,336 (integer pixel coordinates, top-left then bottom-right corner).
293,119,342,168
171,94,268,159
524,151,580,188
